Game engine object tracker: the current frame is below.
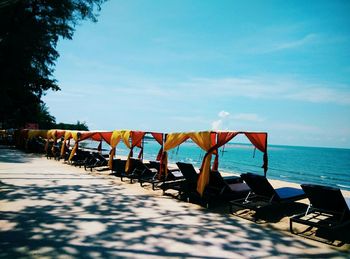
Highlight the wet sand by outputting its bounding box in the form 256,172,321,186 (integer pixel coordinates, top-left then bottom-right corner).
0,146,349,258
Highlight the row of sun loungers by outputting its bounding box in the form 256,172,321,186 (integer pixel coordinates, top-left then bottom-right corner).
50,148,350,246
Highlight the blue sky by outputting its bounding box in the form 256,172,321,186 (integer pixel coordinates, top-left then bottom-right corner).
43,0,350,148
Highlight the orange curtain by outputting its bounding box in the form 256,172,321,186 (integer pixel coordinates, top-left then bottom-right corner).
99,132,113,145
211,131,239,171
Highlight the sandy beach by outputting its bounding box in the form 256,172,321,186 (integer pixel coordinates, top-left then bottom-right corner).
0,146,349,258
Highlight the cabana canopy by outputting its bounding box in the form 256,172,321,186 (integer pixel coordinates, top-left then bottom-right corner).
107,130,165,171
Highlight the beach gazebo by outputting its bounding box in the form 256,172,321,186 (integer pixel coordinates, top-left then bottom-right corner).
160,131,268,195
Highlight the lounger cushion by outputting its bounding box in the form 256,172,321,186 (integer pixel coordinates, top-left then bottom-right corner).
275,187,305,200
228,182,251,193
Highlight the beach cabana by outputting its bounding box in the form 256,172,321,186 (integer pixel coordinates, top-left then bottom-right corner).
27,129,49,140
60,130,80,158
125,131,170,183
160,131,268,196
67,130,113,161
25,129,49,152
138,132,185,189
45,129,66,155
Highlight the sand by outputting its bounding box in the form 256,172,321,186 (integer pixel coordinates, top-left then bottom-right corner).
0,145,349,258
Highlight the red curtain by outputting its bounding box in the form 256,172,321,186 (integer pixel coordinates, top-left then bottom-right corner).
210,132,268,174
211,131,239,171
130,131,145,158
151,132,164,161
245,132,268,175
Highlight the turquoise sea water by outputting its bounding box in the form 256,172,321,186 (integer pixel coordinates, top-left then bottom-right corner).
86,139,350,191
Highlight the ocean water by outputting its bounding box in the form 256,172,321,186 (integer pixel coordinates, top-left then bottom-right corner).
85,139,350,191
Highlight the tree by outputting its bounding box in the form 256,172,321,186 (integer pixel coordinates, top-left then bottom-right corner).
0,0,105,128
37,103,56,129
55,121,89,131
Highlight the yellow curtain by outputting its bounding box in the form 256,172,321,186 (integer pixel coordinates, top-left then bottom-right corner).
68,131,80,161
164,133,189,151
162,132,190,175
108,130,131,169
27,130,36,140
60,131,71,157
188,131,213,196
27,129,48,140
27,130,48,150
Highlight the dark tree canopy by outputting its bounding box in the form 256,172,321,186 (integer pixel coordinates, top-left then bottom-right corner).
0,0,105,128
55,121,89,131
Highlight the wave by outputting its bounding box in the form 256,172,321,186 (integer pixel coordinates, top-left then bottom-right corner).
337,184,350,189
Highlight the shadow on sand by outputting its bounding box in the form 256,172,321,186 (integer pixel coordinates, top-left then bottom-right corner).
1,181,348,258
0,145,39,164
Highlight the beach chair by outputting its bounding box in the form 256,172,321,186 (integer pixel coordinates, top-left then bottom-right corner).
176,162,249,208
140,161,185,191
84,152,109,171
209,170,250,198
70,150,91,167
123,159,158,184
118,158,153,183
174,162,199,200
289,184,350,245
230,172,306,212
110,159,126,177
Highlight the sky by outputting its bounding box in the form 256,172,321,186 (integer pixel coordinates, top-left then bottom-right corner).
43,0,350,148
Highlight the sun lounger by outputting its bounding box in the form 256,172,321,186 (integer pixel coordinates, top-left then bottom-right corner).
209,170,250,198
289,184,350,245
122,158,158,183
176,162,249,208
84,152,109,171
139,161,184,190
110,159,126,177
70,150,92,167
230,172,306,212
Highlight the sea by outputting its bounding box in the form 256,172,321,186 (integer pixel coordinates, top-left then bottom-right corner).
84,139,350,191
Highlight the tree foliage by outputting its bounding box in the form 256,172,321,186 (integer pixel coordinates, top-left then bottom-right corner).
55,121,89,131
0,0,105,128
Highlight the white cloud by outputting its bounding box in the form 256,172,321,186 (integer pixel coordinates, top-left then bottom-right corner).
218,110,230,118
